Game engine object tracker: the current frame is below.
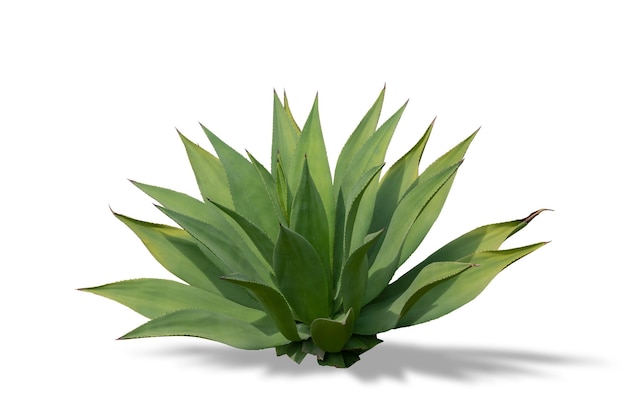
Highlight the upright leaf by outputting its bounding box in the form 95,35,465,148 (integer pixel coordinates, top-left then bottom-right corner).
179,131,233,208
365,162,462,303
201,124,279,239
339,102,408,252
370,119,434,234
334,86,386,195
398,129,480,264
247,150,287,225
273,224,331,324
338,230,384,317
271,91,300,177
290,158,331,276
288,95,334,237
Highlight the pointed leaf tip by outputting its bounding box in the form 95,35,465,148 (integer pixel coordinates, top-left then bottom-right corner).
521,208,553,224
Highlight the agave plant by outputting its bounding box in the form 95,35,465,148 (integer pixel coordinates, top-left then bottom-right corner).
81,88,548,368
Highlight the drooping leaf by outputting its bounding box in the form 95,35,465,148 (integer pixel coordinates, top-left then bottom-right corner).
311,308,355,353
80,278,263,321
354,262,475,335
221,273,302,342
273,224,331,324
120,309,289,350
377,209,550,304
398,242,548,327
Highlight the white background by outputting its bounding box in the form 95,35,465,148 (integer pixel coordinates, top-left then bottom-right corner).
2,1,624,415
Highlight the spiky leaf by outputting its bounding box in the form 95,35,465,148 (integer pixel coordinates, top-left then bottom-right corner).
273,224,331,324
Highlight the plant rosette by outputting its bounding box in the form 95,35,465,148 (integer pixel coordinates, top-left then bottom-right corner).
81,88,549,368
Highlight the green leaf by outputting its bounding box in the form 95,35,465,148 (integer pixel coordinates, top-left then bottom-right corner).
283,91,302,134
398,129,480,264
276,153,291,223
334,86,386,195
120,309,289,350
338,102,408,258
275,342,307,364
221,274,302,342
317,351,361,368
343,334,383,352
338,229,384,316
354,262,475,335
208,200,275,264
179,131,233,208
290,158,331,276
378,209,550,304
273,224,331,324
343,164,385,258
370,119,434,234
365,162,462,303
247,150,287,226
113,212,256,307
158,207,275,287
288,95,334,237
201,124,279,239
80,278,264,321
311,308,355,353
398,242,548,327
271,91,300,177
131,180,213,224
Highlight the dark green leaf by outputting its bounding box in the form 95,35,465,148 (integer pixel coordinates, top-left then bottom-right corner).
290,158,331,276
273,224,331,324
311,308,355,353
221,273,302,342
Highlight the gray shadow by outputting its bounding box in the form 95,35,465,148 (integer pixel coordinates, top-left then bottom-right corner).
137,339,595,381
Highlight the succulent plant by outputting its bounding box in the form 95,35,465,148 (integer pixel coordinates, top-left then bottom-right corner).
81,87,548,368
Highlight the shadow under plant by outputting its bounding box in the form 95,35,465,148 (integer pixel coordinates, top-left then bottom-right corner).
138,339,588,382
